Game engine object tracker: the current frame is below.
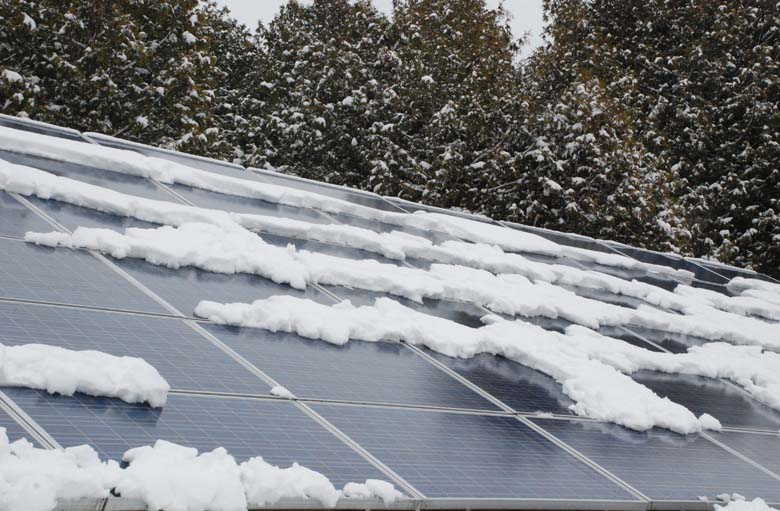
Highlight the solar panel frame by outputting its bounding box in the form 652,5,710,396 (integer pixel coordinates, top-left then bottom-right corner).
0,114,86,142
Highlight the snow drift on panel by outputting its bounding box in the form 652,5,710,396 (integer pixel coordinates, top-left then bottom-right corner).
0,343,169,407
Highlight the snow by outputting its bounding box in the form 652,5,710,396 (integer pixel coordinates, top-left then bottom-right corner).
22,13,36,30
0,429,120,511
270,385,295,399
0,431,401,511
342,479,403,504
0,343,170,407
0,127,693,279
117,441,247,511
195,295,780,433
715,495,779,511
1,70,23,83
135,115,149,128
24,220,780,351
181,31,197,44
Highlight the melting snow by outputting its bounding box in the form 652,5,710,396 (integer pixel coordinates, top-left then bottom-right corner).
0,430,400,511
0,343,169,407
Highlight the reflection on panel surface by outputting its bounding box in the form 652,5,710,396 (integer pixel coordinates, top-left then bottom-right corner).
206,323,498,411
709,431,780,476
534,418,780,502
423,349,575,415
2,389,386,487
314,404,636,500
633,370,780,431
0,191,51,237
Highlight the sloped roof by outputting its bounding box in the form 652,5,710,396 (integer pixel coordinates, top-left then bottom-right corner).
1,113,779,510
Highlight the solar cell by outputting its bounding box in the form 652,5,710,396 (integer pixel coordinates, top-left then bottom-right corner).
533,417,780,502
0,301,270,395
421,349,575,415
312,404,637,500
111,256,331,317
204,323,500,411
0,238,167,314
1,389,389,488
709,431,780,477
0,191,52,238
615,325,708,354
632,370,780,432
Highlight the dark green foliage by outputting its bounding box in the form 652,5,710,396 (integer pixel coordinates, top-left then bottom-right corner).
0,0,777,274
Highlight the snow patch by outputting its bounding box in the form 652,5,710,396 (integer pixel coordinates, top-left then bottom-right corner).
270,385,295,399
0,430,401,511
715,494,779,511
0,343,169,407
1,69,23,83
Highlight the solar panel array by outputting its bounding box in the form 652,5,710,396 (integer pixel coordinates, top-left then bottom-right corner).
1,113,780,509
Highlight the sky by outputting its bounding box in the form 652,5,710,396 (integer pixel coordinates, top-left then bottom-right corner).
214,0,545,54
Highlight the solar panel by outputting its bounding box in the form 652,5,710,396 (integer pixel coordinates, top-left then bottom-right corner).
0,399,37,444
421,349,576,414
3,120,780,510
204,323,500,411
0,238,168,314
2,388,389,488
26,197,160,232
111,256,331,317
708,431,780,477
0,301,269,395
84,132,258,180
0,191,52,238
250,167,408,213
0,149,173,201
0,115,85,142
632,370,780,431
533,417,780,502
312,404,638,500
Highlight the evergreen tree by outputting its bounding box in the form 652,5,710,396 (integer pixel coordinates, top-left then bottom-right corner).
0,0,222,152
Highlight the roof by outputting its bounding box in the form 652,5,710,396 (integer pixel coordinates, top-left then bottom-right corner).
0,113,779,511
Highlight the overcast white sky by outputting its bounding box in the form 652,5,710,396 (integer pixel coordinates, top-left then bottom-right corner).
215,0,545,53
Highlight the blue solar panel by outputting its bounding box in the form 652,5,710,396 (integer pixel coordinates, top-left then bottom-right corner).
709,431,780,477
205,323,499,410
2,389,388,488
422,350,575,414
0,150,175,201
25,196,160,232
0,238,167,314
312,404,636,500
533,418,780,502
112,256,331,316
616,325,707,354
0,191,52,237
0,402,36,444
632,371,780,431
0,301,269,395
